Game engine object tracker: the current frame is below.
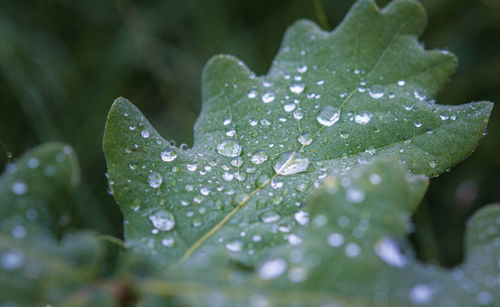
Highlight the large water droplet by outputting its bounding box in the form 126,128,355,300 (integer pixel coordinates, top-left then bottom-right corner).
273,152,310,176
161,149,177,162
354,112,372,125
316,105,340,126
149,210,175,231
148,172,163,189
258,258,287,280
217,139,242,157
374,236,407,267
251,150,268,165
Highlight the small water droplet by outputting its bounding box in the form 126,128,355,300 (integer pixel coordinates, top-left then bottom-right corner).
294,210,309,225
251,150,268,165
293,110,303,120
226,240,243,252
354,112,372,125
414,120,423,128
148,172,163,189
247,89,257,99
258,258,287,280
260,211,280,223
161,149,177,162
262,92,275,103
223,118,232,126
316,105,340,126
141,130,150,138
374,236,407,267
12,181,28,195
345,242,361,258
149,210,175,231
273,152,310,176
397,80,406,86
290,83,304,94
368,85,384,99
327,233,344,247
298,132,313,146
161,236,175,247
217,139,242,157
409,284,433,304
284,102,296,112
297,65,308,73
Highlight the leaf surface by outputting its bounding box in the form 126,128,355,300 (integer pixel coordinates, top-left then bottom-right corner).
103,0,492,265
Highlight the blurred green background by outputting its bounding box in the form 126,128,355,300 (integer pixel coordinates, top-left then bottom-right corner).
0,0,499,267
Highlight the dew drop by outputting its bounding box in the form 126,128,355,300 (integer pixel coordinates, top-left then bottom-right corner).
409,284,433,304
290,83,304,94
260,211,280,223
161,149,177,162
273,152,310,176
414,120,423,128
346,188,365,203
217,139,242,157
12,181,28,195
262,92,275,103
149,210,175,231
141,130,150,138
368,85,384,99
258,258,287,280
345,242,361,258
374,236,407,267
148,172,162,189
226,240,243,252
293,110,303,120
247,89,257,99
327,233,344,247
397,80,406,86
354,112,372,125
161,236,175,247
298,132,313,146
284,102,296,112
316,105,340,126
223,118,232,126
251,150,268,165
297,65,308,73
294,210,309,225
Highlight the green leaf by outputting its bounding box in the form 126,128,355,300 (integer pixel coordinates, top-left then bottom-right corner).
136,161,500,307
0,143,118,306
0,142,79,239
103,0,492,265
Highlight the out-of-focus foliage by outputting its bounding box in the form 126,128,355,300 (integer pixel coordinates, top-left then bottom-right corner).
0,0,498,265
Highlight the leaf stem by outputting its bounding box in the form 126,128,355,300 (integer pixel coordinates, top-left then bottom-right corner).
311,0,330,30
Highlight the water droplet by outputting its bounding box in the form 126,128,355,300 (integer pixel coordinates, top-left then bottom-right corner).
251,150,268,165
346,188,365,203
297,65,308,73
414,89,427,101
316,105,340,126
293,110,303,120
223,118,232,126
294,211,309,225
284,102,296,112
327,233,344,247
258,258,287,280
217,139,242,157
148,172,162,189
200,187,210,196
397,80,406,86
161,236,175,247
409,284,433,304
12,181,28,195
298,132,313,146
369,174,381,185
354,112,372,125
477,291,493,306
222,172,234,181
1,250,24,270
374,237,407,267
262,92,275,103
414,120,423,128
440,115,449,120
161,149,177,162
290,83,304,94
273,152,310,176
231,156,243,167
141,130,150,138
27,158,39,168
260,211,280,223
247,89,257,99
345,242,361,258
368,85,384,99
149,210,175,231
226,240,243,252
288,234,302,245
